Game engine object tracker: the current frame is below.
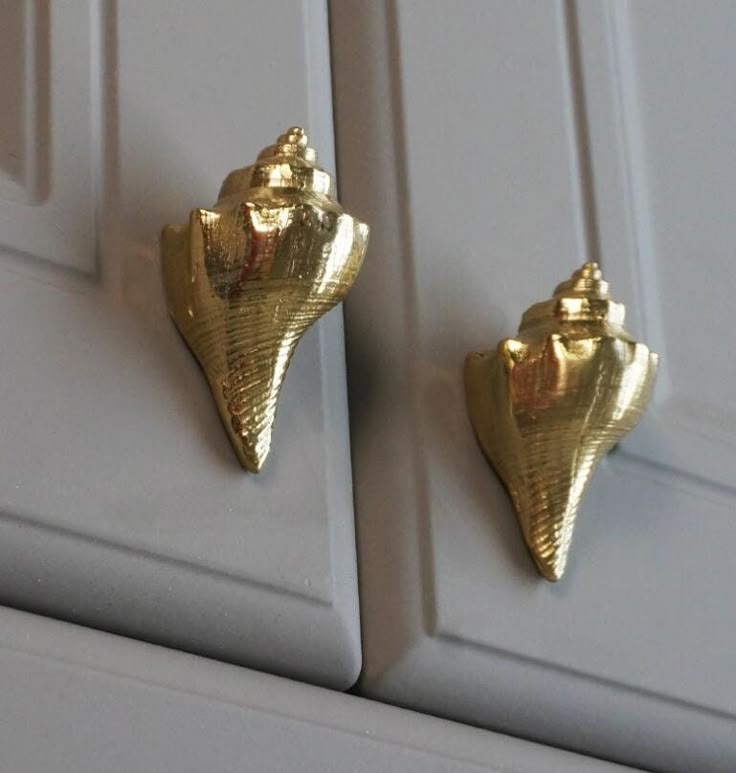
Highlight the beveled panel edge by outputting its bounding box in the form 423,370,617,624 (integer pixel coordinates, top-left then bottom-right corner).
0,507,361,689
360,632,736,773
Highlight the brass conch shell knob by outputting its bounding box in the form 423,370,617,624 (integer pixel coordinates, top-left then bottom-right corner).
161,128,369,472
465,262,658,581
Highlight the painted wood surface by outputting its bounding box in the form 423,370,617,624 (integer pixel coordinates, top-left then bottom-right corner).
332,1,736,769
0,605,639,772
0,0,360,689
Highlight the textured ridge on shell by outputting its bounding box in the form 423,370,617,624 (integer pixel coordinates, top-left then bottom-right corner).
465,262,658,580
553,261,609,298
161,128,369,471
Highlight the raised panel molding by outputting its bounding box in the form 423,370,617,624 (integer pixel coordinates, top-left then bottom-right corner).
332,1,736,770
575,0,736,491
0,0,47,204
0,0,360,689
0,0,95,271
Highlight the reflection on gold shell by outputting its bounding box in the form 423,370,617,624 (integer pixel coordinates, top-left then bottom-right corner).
161,128,369,472
465,263,658,581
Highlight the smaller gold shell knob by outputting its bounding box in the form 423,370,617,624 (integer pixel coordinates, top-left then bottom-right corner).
465,262,658,581
161,128,369,472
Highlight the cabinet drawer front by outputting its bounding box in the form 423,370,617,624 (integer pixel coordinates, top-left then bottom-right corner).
0,0,359,688
0,605,638,773
332,0,736,768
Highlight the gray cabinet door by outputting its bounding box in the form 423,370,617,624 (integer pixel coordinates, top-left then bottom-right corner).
0,0,360,689
0,605,640,773
332,0,736,770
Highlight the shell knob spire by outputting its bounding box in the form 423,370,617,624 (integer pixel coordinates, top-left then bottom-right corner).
161,127,369,471
465,262,658,581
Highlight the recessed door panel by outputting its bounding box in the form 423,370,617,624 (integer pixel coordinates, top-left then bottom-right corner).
332,0,736,768
0,0,360,689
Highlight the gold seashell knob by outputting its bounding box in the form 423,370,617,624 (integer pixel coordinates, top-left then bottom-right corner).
161,128,369,472
465,262,658,581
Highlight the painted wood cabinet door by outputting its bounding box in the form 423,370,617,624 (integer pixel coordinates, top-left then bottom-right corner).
331,1,736,770
0,0,360,689
0,604,641,773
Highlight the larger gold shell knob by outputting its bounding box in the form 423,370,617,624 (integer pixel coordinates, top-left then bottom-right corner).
465,263,658,581
161,128,369,472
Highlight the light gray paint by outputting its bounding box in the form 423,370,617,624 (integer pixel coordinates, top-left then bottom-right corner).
332,0,736,770
575,0,736,488
0,606,639,773
0,0,360,688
